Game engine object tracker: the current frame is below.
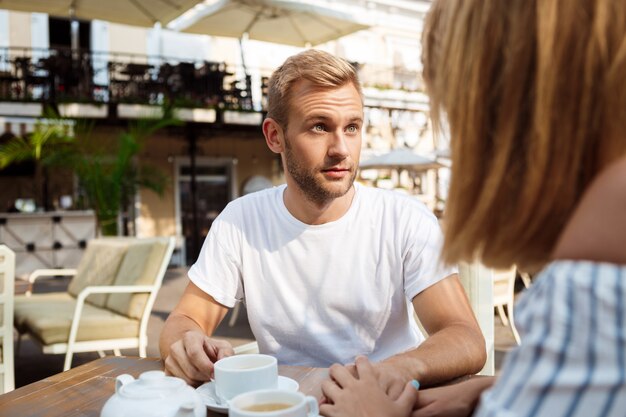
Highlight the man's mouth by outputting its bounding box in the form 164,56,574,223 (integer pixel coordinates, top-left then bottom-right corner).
321,167,352,178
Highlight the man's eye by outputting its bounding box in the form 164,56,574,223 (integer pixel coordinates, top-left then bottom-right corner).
313,124,325,132
346,125,358,133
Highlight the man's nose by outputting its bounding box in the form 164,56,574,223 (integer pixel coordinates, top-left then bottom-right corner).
328,131,350,159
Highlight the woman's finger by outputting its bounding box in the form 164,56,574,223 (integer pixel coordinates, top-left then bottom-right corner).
328,363,358,388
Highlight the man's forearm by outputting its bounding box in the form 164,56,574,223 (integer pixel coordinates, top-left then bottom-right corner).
381,323,486,387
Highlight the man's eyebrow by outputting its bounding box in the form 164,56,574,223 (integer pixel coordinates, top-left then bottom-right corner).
303,115,364,124
347,116,364,124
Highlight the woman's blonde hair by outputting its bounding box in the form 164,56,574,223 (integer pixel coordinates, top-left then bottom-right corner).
423,0,626,271
266,49,362,128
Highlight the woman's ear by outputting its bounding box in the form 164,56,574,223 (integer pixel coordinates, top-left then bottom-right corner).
263,118,284,154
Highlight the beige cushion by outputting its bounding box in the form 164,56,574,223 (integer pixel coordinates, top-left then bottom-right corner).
67,240,130,307
14,293,75,328
106,238,169,319
14,293,139,345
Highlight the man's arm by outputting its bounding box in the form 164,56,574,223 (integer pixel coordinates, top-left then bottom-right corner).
159,281,234,385
375,274,486,395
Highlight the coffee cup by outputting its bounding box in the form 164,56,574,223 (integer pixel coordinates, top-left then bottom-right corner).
229,389,319,417
213,354,278,402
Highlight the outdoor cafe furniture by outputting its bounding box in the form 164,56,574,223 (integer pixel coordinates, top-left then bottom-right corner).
0,356,329,417
493,267,521,345
0,245,15,393
13,237,175,371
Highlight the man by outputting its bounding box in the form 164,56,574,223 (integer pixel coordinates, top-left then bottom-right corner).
160,49,485,395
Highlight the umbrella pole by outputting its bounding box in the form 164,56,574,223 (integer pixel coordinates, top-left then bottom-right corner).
186,124,200,262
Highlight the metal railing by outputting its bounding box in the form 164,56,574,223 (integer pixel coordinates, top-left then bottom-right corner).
0,47,269,112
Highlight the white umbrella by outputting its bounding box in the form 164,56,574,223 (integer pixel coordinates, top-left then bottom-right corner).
168,0,370,47
360,148,443,171
0,0,203,27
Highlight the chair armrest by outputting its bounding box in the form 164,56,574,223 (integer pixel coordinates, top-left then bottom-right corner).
25,268,78,296
76,285,155,302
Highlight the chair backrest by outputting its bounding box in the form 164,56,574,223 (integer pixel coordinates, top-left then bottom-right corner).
0,244,16,393
105,237,174,319
67,238,131,307
67,237,174,318
493,267,517,306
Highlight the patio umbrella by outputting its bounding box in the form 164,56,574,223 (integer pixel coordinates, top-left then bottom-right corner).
0,0,203,27
360,148,443,171
168,0,370,47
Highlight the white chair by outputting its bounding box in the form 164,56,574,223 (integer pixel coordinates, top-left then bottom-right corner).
458,262,495,376
0,245,15,393
233,341,259,355
14,236,175,371
493,267,521,345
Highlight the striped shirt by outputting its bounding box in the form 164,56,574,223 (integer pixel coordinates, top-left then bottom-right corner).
476,260,626,417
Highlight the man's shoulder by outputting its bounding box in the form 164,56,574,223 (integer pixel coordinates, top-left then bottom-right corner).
357,184,438,220
224,185,283,212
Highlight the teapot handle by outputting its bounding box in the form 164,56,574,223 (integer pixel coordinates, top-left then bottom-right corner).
115,374,135,393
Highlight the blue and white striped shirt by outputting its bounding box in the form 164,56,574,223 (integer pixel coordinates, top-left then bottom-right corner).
476,260,626,417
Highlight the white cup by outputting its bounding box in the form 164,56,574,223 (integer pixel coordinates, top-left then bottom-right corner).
229,389,319,417
214,354,278,402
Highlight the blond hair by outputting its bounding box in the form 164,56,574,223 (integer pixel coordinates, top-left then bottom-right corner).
423,0,626,271
266,49,362,128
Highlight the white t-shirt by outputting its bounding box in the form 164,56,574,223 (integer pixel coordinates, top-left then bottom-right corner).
189,183,456,367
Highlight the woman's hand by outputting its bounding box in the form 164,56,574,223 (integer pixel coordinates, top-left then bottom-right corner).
411,377,495,417
320,356,420,417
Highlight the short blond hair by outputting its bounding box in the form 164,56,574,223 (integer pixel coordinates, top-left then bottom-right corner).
423,0,626,271
266,49,362,128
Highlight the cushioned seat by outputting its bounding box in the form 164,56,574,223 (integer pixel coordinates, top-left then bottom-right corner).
14,293,140,345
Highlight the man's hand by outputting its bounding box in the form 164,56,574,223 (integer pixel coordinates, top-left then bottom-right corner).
411,377,495,417
163,330,234,386
320,356,419,417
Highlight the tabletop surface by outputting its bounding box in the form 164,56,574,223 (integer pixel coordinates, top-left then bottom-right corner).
0,356,329,417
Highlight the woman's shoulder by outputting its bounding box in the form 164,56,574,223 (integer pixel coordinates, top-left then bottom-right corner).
552,157,626,265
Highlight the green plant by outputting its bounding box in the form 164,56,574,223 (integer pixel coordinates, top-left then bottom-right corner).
0,109,75,210
73,115,179,235
0,107,180,236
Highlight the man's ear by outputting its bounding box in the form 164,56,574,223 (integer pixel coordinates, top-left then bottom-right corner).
263,118,284,154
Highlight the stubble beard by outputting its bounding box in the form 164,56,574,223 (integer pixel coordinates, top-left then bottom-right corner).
284,137,357,206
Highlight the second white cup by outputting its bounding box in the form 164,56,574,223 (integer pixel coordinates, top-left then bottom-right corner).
214,354,278,402
229,389,319,417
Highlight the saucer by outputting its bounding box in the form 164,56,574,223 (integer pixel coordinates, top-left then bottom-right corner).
196,376,300,414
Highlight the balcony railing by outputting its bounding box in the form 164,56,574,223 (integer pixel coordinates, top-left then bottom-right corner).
0,47,267,112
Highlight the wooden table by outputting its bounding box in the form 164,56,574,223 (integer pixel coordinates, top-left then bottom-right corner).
0,356,329,417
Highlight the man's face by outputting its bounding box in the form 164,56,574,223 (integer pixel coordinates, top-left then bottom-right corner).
281,80,363,205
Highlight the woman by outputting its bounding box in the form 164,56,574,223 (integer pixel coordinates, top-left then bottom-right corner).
320,0,626,416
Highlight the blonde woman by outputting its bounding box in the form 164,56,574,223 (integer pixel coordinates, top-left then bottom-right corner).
320,0,626,416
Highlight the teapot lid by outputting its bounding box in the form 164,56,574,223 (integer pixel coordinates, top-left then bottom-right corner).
119,371,187,399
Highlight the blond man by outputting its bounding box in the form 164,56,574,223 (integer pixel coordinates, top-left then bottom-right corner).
159,49,485,394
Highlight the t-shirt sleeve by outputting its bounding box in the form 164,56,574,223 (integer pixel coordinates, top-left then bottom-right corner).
403,206,458,301
187,215,243,308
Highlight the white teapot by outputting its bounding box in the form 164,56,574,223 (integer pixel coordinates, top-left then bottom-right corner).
101,370,206,417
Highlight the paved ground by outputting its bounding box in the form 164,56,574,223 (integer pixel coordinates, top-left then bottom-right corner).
14,267,519,388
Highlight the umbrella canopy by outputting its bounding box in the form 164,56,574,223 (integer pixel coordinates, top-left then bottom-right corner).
0,0,203,27
169,0,370,47
360,148,443,171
